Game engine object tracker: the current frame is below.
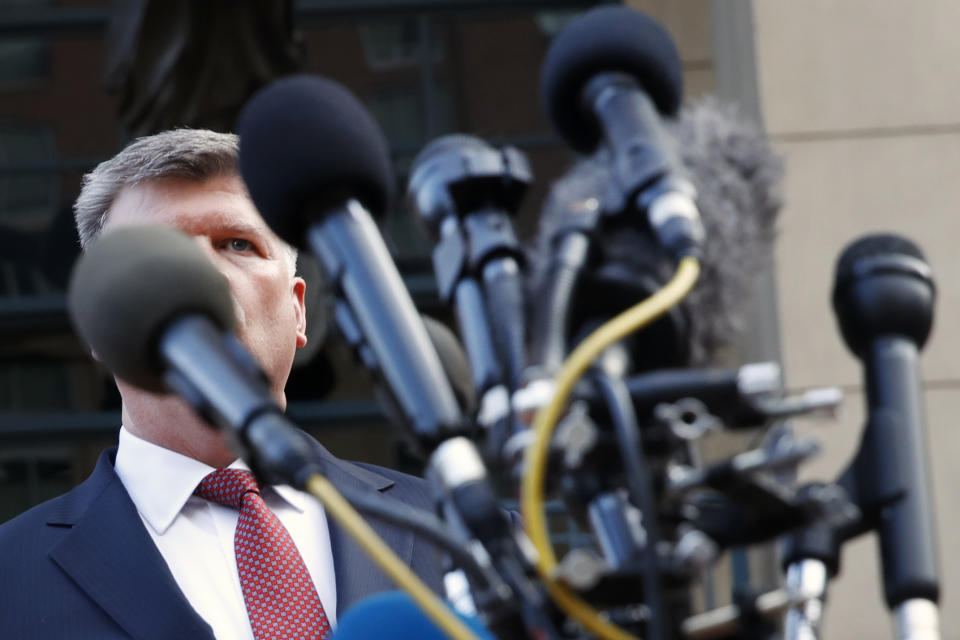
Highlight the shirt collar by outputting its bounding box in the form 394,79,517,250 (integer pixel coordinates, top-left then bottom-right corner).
114,426,305,535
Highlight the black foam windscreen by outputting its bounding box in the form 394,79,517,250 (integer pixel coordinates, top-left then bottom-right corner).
540,5,683,153
530,99,783,367
832,232,935,355
333,590,493,640
835,233,926,285
68,225,235,393
237,74,395,247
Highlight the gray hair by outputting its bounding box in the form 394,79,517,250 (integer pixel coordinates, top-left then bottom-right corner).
74,128,297,271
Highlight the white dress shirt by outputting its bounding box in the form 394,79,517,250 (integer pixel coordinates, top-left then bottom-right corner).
114,426,337,639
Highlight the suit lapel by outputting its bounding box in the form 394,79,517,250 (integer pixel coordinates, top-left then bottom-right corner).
309,444,416,617
45,441,418,632
48,451,213,640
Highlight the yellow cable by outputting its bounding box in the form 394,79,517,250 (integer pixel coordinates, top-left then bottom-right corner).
521,256,701,640
304,474,481,640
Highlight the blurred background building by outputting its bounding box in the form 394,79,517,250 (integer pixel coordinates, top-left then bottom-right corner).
0,0,955,637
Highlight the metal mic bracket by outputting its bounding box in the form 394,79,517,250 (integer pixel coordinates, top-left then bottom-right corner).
409,139,532,235
420,143,531,301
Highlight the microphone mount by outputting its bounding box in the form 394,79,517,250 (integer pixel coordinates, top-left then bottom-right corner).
409,138,531,305
409,137,533,458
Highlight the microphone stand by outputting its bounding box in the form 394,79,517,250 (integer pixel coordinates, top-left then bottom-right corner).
408,138,532,457
784,235,941,640
407,137,565,639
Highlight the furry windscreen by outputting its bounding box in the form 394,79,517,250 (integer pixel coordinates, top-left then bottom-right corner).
529,98,784,366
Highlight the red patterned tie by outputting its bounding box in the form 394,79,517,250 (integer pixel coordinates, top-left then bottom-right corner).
195,468,331,640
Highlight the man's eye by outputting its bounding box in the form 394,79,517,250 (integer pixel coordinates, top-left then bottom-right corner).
227,238,252,252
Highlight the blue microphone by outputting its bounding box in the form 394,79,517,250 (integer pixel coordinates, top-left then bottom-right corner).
333,591,494,640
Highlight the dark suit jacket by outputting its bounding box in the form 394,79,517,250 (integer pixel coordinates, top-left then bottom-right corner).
0,439,444,639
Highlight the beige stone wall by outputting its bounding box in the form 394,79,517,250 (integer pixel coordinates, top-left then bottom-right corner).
750,1,960,637
629,0,716,100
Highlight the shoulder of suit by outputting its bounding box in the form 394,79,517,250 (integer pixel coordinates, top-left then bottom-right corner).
0,448,119,539
349,461,427,486
349,461,433,504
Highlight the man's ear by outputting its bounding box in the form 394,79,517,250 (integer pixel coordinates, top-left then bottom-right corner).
293,276,308,348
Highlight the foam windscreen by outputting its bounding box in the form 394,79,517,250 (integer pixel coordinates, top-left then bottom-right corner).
237,74,395,246
835,233,926,285
530,99,783,367
832,232,934,355
540,5,683,153
333,591,493,640
68,225,235,392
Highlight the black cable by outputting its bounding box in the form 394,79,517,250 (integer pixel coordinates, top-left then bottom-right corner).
333,480,495,590
592,369,666,640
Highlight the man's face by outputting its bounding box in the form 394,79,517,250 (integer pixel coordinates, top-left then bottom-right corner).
104,174,307,405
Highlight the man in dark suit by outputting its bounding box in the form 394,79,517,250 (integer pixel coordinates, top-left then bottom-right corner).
0,129,443,639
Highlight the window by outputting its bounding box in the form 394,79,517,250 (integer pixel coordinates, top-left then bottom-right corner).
0,122,60,231
0,39,50,89
360,17,442,69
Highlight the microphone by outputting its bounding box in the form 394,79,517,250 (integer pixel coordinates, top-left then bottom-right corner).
67,225,320,487
421,314,477,416
333,591,494,640
408,134,530,394
300,308,477,416
540,5,703,259
528,98,782,371
831,234,940,627
237,74,464,449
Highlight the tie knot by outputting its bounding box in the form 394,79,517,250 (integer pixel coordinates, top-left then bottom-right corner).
194,468,260,510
